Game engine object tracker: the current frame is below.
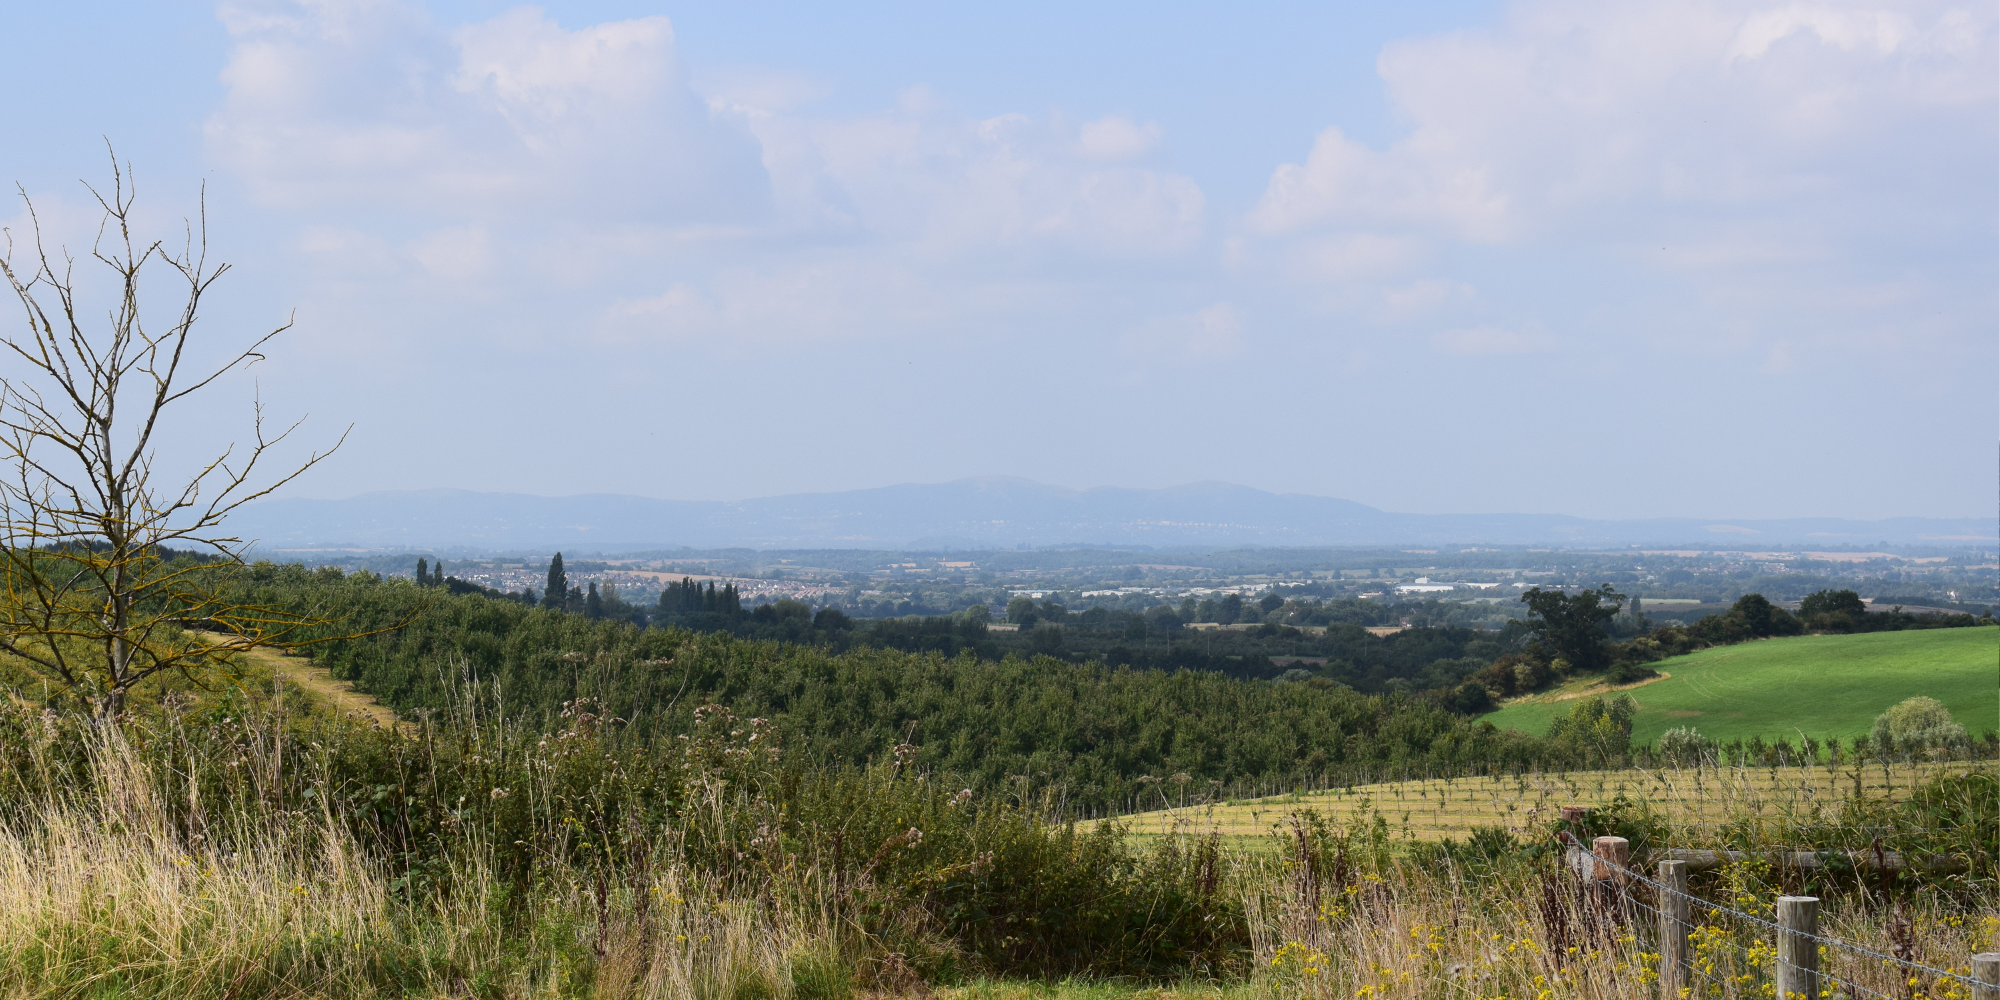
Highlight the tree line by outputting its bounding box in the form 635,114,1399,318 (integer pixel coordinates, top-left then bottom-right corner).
192,558,1996,815
223,562,1698,811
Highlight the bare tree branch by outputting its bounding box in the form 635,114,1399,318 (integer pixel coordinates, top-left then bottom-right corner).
0,149,410,721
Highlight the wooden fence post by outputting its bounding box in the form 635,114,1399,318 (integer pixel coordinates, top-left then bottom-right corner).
1658,859,1689,997
1591,836,1629,883
1588,836,1630,938
1971,952,1998,1000
1775,896,1819,1000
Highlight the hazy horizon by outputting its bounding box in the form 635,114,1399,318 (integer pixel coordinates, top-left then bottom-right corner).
261,477,1995,524
229,477,1997,551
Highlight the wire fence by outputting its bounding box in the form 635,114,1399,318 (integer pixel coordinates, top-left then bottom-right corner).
1559,830,1996,999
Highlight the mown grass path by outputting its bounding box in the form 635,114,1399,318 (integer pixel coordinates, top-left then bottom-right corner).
238,644,406,730
1481,626,1998,744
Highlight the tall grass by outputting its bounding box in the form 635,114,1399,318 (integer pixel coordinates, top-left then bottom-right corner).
1239,852,1999,999
0,726,401,998
0,714,894,1000
0,691,1987,999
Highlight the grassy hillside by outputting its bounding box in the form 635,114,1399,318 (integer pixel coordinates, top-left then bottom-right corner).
1481,626,1998,744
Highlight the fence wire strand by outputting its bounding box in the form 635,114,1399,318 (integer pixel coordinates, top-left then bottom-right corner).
1560,831,1986,992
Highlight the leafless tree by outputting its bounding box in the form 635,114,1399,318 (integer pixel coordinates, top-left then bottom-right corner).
0,150,391,720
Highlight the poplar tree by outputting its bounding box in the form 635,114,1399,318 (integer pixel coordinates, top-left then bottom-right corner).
415,558,428,587
543,554,568,610
585,582,603,619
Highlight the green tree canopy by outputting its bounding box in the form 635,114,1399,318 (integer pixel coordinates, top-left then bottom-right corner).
1800,588,1868,619
1218,594,1244,624
1724,593,1802,637
1519,584,1625,672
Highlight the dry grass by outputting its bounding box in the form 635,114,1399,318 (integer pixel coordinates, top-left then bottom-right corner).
0,731,406,998
0,691,1986,999
1236,852,1999,999
0,723,852,1000
1103,761,1977,846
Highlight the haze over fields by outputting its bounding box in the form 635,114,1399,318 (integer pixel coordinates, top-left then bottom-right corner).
232,479,1996,550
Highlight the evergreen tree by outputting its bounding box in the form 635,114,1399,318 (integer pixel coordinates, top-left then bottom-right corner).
543,554,568,611
416,558,429,587
433,559,444,585
586,582,603,619
658,577,704,616
655,577,740,621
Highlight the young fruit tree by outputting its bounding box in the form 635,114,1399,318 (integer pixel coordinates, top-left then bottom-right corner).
0,155,393,721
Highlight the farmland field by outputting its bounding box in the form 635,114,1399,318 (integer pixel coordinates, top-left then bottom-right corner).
1100,761,1982,846
1481,626,1998,745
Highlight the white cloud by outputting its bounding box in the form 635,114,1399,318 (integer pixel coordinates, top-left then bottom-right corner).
1432,325,1552,355
739,105,1204,259
1377,280,1476,323
1283,232,1430,282
1,189,115,265
296,225,399,275
596,260,962,347
1249,0,1995,261
1228,0,1994,403
452,9,675,123
208,0,769,222
1761,338,1796,372
1728,7,1914,58
406,226,494,281
208,1,1210,351
1122,303,1245,366
699,68,829,117
1250,126,1508,241
1075,116,1161,161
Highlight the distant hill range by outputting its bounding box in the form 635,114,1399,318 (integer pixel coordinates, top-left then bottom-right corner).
228,479,1994,552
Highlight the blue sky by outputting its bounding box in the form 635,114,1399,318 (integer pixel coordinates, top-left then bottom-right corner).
5,0,1994,520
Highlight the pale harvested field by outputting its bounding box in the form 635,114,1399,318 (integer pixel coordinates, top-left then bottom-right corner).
1096,761,1981,845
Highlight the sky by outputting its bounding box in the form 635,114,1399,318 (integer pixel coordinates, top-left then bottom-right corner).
4,0,1995,521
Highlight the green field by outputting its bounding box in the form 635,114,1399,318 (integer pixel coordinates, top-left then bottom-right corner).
1480,626,1999,744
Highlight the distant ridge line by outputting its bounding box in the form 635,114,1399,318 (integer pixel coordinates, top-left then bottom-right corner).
229,479,1995,551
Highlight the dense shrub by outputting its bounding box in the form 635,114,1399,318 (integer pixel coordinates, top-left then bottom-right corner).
1872,696,1971,754
1656,726,1716,767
